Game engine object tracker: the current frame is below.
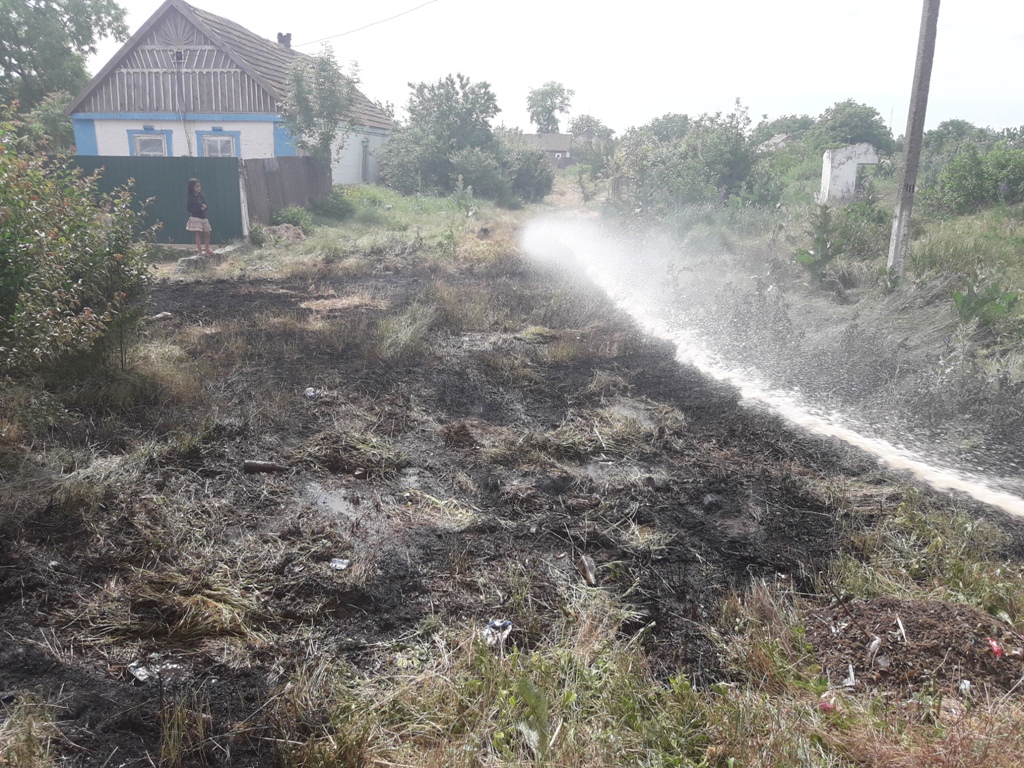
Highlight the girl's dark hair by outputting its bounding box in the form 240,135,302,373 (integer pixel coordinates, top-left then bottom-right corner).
187,178,201,197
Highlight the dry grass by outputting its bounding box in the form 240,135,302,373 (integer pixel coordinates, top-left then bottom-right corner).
297,424,410,478
485,401,685,468
0,693,60,768
75,564,269,647
159,690,212,768
374,303,436,361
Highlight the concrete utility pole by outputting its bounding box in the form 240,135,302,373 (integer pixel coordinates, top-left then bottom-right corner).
887,0,941,277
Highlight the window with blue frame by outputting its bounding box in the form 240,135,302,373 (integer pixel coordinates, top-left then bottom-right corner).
197,129,240,157
127,127,173,156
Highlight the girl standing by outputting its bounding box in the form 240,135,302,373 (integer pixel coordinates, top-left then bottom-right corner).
186,178,214,255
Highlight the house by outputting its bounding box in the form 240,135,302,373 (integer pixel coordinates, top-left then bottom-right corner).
522,133,576,169
756,133,797,153
66,0,391,185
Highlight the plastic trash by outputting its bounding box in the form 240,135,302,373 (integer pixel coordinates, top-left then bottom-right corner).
987,637,1004,659
576,555,598,586
841,664,856,688
484,619,512,646
128,659,186,684
329,558,351,571
305,387,322,400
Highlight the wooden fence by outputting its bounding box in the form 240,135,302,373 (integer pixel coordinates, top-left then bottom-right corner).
70,155,332,244
240,157,332,226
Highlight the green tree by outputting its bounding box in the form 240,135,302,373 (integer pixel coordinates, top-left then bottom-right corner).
568,114,616,177
927,142,1024,214
377,77,551,204
526,81,573,134
0,0,128,111
568,114,614,141
750,113,814,146
377,73,500,195
21,89,74,151
609,100,765,213
493,129,554,203
804,99,896,154
0,108,152,373
918,119,997,188
280,48,358,161
645,113,691,142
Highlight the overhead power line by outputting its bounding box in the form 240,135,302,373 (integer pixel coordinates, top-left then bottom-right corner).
293,0,439,48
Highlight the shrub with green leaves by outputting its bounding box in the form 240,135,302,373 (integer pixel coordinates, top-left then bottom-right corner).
310,187,356,221
794,204,841,281
0,110,152,374
925,143,1024,214
248,223,267,247
271,205,314,234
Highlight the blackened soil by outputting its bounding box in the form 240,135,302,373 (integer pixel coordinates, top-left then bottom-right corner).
4,252,1024,766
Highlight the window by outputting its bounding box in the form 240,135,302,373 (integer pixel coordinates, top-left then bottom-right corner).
128,128,172,157
197,129,240,158
134,134,167,156
202,134,235,157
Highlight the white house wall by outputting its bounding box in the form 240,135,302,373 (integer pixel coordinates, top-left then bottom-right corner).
89,117,276,157
818,143,879,204
331,128,387,185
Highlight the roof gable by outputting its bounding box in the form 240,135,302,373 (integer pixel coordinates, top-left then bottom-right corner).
68,0,391,129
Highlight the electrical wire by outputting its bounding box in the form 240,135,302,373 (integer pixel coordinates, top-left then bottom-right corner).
293,0,439,48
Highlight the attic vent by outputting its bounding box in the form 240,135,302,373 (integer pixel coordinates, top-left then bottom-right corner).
159,15,197,46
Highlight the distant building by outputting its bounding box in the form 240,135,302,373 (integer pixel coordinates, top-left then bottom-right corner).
756,133,797,153
522,133,576,169
818,143,879,204
66,0,392,184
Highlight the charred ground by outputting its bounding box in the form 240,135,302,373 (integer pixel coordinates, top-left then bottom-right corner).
3,217,1024,766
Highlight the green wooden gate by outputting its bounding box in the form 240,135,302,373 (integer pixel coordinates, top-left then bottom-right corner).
70,156,244,245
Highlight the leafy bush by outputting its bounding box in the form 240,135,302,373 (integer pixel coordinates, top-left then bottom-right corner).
377,74,550,205
271,205,314,234
609,100,764,215
794,204,841,282
953,272,1020,328
802,99,896,155
0,110,152,374
448,147,509,201
925,143,1024,214
248,223,267,246
310,187,356,221
494,134,554,203
830,189,891,261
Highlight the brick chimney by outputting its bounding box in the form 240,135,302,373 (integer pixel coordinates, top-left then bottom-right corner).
277,32,292,48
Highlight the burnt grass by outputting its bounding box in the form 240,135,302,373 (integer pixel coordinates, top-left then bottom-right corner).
4,242,1024,766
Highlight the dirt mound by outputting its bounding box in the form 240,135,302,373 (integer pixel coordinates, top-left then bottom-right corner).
805,596,1023,697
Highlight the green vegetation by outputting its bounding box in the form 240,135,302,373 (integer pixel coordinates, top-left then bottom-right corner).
0,109,152,374
0,0,127,111
526,80,574,134
272,205,315,235
377,73,553,205
280,47,359,162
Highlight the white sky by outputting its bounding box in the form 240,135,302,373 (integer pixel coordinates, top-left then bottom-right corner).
88,0,1024,136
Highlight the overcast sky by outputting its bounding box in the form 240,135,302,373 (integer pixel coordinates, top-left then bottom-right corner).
88,0,1024,136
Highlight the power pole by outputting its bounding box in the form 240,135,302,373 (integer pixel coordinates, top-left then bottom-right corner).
887,0,941,277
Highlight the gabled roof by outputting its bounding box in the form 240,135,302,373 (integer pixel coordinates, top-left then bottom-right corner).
68,0,391,131
523,133,574,152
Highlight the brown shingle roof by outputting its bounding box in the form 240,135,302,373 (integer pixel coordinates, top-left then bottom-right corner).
523,133,574,152
183,1,391,130
68,0,391,130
